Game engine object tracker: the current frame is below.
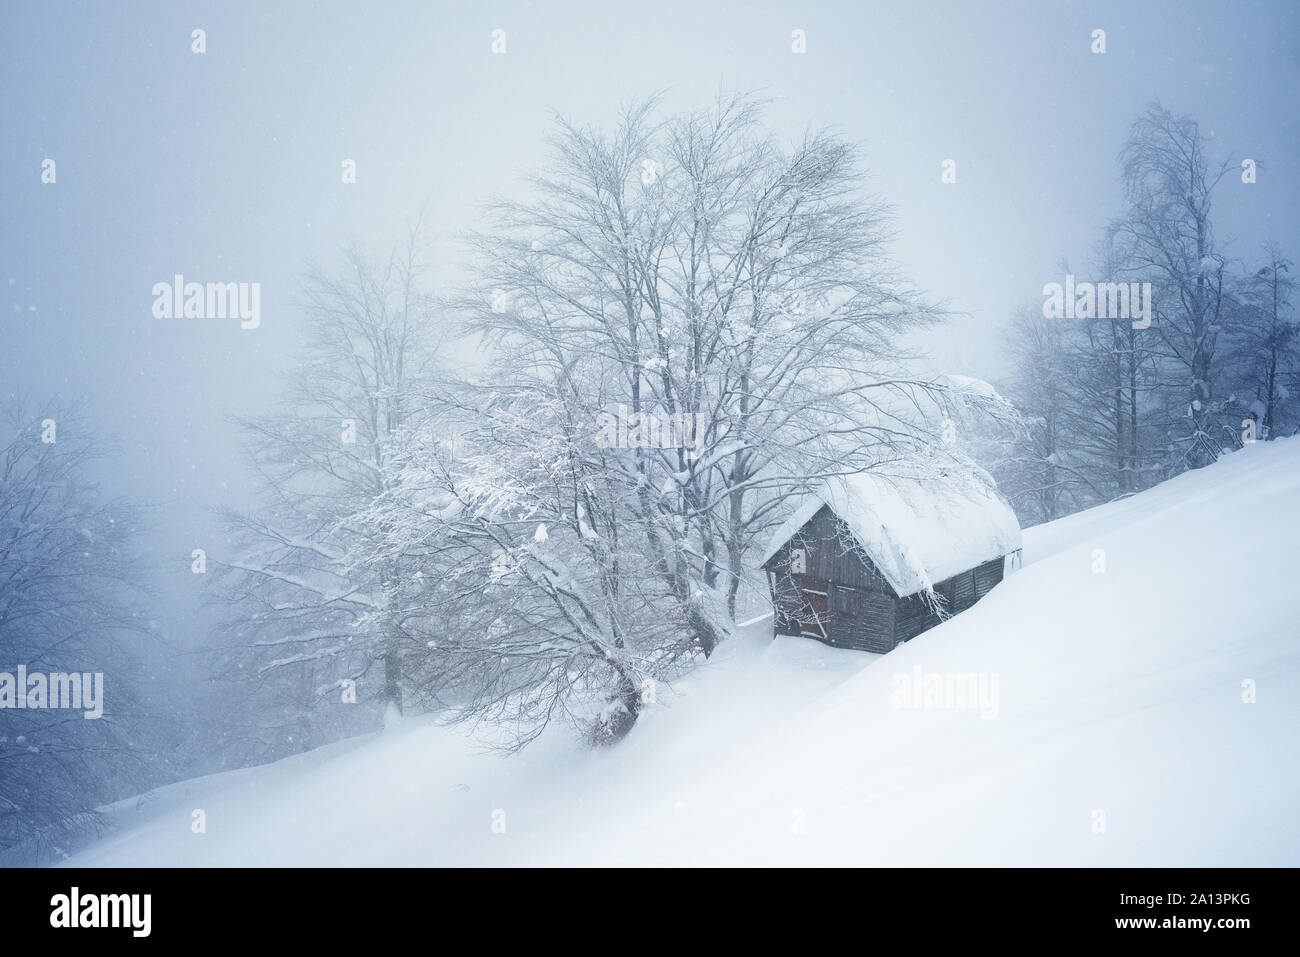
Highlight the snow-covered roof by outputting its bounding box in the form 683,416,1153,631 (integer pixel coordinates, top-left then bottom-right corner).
759,468,1022,598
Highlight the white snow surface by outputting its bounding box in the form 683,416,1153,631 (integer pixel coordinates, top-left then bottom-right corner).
758,466,1022,596
67,440,1300,866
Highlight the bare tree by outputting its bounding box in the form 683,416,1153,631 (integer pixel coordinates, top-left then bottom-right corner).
1225,245,1297,440
465,94,950,637
360,374,690,747
211,221,441,758
994,304,1098,522
361,95,974,746
0,398,153,861
1111,102,1234,472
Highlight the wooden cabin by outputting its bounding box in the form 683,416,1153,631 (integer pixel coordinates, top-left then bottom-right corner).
760,470,1022,654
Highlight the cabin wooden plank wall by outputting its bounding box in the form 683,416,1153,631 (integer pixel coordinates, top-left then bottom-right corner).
767,506,897,654
892,557,1005,642
766,506,1006,653
832,584,896,653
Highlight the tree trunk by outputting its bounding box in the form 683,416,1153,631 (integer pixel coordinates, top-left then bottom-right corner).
725,485,746,621
594,670,641,743
383,638,403,716
1128,326,1140,486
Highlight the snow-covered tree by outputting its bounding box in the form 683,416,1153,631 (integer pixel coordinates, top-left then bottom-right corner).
991,305,1095,523
210,222,441,760
995,105,1276,521
1110,103,1235,473
0,399,153,861
359,375,692,746
470,94,954,620
359,95,982,745
1223,245,1297,441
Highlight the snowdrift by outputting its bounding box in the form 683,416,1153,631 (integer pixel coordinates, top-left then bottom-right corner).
67,440,1300,866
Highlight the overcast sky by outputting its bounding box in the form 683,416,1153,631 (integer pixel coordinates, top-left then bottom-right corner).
2,0,1296,638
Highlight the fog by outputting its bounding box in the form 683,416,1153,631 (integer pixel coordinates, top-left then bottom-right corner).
1,0,1297,862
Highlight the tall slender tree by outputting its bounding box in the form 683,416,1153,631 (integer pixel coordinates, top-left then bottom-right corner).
211,222,441,760
1111,103,1234,472
1224,245,1297,440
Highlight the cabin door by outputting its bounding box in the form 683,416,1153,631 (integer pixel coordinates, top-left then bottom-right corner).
799,581,830,643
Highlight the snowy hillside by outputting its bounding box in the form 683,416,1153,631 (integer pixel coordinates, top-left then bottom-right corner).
68,441,1300,866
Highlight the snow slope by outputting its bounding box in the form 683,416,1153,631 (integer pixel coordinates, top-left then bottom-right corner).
68,441,1300,866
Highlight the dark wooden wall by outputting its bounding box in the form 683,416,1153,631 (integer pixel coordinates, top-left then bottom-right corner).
893,556,1005,642
766,506,896,653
